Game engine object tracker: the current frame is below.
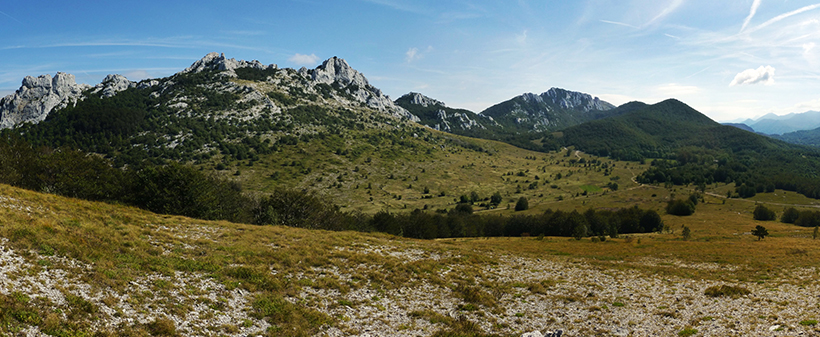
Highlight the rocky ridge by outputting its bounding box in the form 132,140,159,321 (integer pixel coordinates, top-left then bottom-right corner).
299,57,418,122
0,73,142,129
182,52,275,77
480,88,616,132
395,92,491,132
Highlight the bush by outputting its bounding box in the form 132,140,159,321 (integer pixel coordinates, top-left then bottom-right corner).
781,207,800,223
666,199,695,216
514,197,529,211
753,205,776,221
796,211,820,227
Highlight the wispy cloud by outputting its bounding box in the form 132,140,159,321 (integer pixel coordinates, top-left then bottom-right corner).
405,46,432,63
645,0,685,27
744,3,820,35
599,20,639,29
729,65,775,86
516,30,528,45
288,53,320,66
740,0,762,33
361,0,426,14
0,10,22,24
406,48,419,62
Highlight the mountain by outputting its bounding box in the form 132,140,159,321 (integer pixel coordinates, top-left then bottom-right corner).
478,88,616,132
747,110,820,135
562,99,820,198
394,89,617,153
721,123,754,132
775,126,820,147
394,92,493,133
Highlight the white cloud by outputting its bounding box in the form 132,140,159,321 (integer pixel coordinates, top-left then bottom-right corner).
729,65,775,86
744,3,820,34
740,0,762,33
288,53,320,66
406,47,419,62
405,46,433,63
123,70,150,81
516,30,528,44
645,0,685,27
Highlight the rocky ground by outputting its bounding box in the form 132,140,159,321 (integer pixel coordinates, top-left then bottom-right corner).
2,227,819,336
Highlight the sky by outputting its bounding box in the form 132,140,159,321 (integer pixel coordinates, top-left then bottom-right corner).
2,0,820,122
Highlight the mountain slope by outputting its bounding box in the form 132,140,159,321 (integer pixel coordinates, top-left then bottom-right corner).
748,110,820,135
775,126,820,147
479,88,616,132
561,99,820,198
561,99,787,159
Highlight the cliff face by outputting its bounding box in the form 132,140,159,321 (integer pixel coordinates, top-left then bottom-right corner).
0,73,142,129
0,73,90,129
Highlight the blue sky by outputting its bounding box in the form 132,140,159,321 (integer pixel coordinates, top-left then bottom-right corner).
2,0,820,121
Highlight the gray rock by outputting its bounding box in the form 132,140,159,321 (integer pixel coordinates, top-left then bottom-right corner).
0,72,91,129
181,52,276,77
404,92,445,107
308,57,419,122
94,74,136,98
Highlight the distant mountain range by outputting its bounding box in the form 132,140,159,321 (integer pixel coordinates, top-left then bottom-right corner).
724,110,820,135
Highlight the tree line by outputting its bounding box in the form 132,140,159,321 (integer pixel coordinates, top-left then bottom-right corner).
0,136,665,239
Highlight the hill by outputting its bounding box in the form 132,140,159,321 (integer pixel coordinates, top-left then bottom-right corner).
0,54,644,215
775,126,820,147
560,99,820,198
2,182,820,336
748,110,820,135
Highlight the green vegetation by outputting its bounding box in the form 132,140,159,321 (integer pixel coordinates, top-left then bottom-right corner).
704,285,751,298
514,197,529,211
753,205,777,221
752,225,769,240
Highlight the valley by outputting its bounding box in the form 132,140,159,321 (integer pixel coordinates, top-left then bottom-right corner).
1,53,819,336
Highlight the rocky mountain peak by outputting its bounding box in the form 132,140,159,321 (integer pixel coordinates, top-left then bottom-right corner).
309,56,370,89
94,74,136,98
182,52,276,76
541,87,614,112
401,92,445,107
0,72,91,129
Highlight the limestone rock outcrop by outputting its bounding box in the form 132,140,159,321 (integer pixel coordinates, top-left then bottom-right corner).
0,72,148,129
181,52,276,77
0,73,90,129
306,57,419,122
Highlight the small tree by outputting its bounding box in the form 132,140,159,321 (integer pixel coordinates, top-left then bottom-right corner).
753,205,776,221
514,197,529,211
490,192,502,206
751,225,769,240
682,226,691,241
781,207,800,223
813,226,818,240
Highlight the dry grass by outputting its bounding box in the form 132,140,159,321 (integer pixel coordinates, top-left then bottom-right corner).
2,179,820,335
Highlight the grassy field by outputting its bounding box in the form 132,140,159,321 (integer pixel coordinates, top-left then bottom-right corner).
228,128,645,215
1,180,819,335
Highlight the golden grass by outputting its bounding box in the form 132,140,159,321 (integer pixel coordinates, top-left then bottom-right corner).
2,180,819,335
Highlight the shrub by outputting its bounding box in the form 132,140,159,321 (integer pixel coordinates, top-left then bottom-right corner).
682,226,691,241
704,285,751,298
753,205,776,221
667,199,695,216
678,328,698,337
796,211,820,227
781,207,800,223
514,197,529,211
751,225,769,240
